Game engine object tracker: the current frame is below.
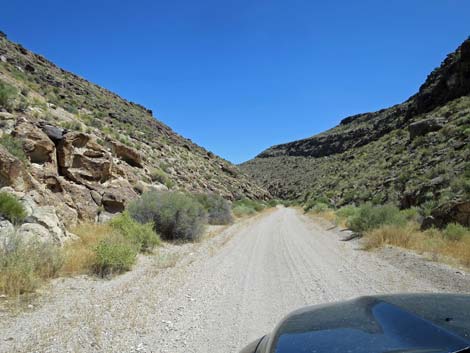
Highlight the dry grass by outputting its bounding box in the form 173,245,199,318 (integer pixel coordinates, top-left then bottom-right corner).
363,222,470,268
362,223,424,250
61,223,112,275
312,210,337,223
0,234,63,297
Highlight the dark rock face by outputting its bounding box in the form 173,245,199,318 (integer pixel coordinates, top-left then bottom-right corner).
422,200,470,229
40,124,65,142
411,39,470,116
257,108,404,159
409,117,446,140
256,39,470,160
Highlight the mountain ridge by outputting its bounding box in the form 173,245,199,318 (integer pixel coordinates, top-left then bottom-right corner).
241,38,470,227
0,31,269,238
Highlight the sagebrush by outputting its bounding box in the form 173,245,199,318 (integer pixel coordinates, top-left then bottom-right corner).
129,191,207,241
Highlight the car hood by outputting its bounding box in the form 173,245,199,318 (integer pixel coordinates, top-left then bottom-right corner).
260,294,470,353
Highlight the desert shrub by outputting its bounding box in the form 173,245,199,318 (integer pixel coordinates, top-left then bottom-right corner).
443,223,470,242
232,198,266,217
267,199,281,207
0,192,26,224
347,204,407,233
304,196,330,212
128,191,207,241
63,103,78,114
149,168,175,189
336,205,359,220
0,233,63,296
0,135,27,164
195,193,233,225
109,211,160,252
450,174,470,198
400,207,420,222
93,234,137,277
0,81,17,111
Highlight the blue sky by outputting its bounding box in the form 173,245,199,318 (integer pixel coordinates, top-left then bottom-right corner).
1,1,469,163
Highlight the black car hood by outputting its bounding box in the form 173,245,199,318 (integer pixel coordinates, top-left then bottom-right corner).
261,294,470,353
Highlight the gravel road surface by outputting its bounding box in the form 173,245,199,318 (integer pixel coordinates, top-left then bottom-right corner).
1,207,469,353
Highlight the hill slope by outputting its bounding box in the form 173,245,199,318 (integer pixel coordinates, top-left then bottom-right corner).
241,39,470,226
0,31,269,229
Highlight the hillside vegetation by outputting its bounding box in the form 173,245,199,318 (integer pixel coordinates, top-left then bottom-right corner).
0,31,269,240
242,38,470,228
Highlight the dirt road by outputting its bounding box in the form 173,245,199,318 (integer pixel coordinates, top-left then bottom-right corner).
1,207,469,353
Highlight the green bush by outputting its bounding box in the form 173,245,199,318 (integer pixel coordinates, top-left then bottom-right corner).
305,202,330,213
0,233,63,296
304,196,330,212
347,204,407,233
109,211,160,252
336,205,359,221
0,135,28,164
195,193,233,225
232,198,266,217
400,207,420,222
149,168,175,189
0,192,26,224
0,81,17,111
128,191,207,241
93,234,137,277
443,223,470,241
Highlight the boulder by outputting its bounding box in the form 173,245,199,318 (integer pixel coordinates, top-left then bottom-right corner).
110,140,143,168
0,145,32,191
101,178,138,213
22,205,71,245
40,123,65,142
133,180,168,194
17,223,51,243
57,132,113,185
60,180,99,222
13,120,57,168
408,118,446,140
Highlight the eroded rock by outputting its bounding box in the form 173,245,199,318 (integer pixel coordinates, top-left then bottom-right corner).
110,140,143,168
101,178,138,213
13,120,57,171
0,145,32,191
409,117,446,140
57,132,112,185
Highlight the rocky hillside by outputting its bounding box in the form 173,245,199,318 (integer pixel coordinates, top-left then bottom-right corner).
0,31,269,237
242,38,470,227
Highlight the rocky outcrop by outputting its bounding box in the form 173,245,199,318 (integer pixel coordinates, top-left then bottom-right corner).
110,140,143,168
422,200,470,229
255,40,470,160
57,132,113,185
19,205,72,245
411,38,470,116
0,146,31,191
256,107,405,159
13,119,57,170
0,34,270,203
101,178,138,213
39,123,65,142
409,117,446,140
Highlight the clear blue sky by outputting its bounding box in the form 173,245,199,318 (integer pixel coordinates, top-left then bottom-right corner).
1,1,469,163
